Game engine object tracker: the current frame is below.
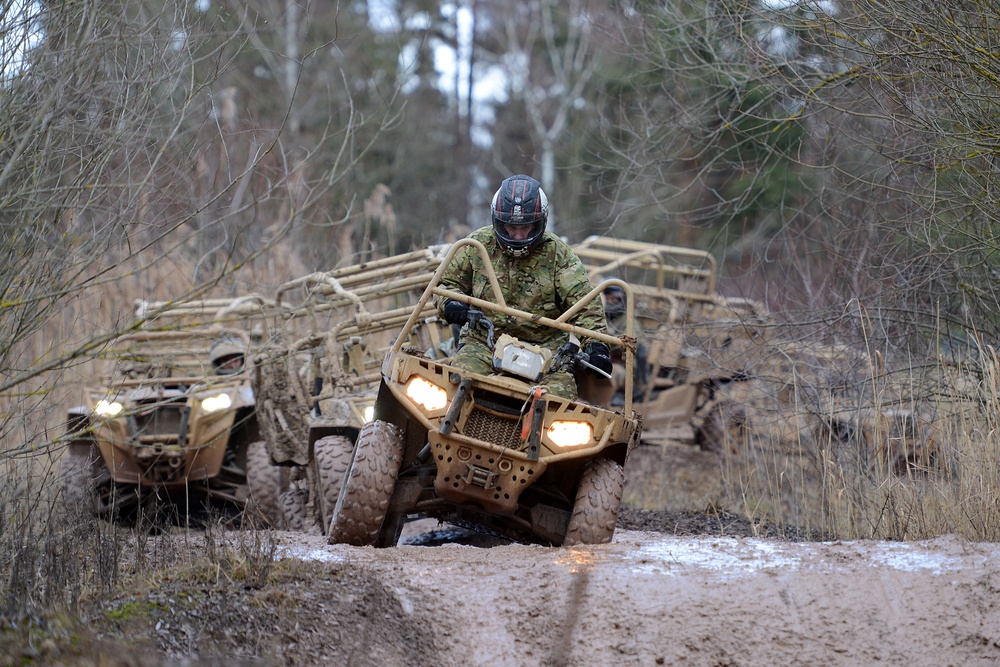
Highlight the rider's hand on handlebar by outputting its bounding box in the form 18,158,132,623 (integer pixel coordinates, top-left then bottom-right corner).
465,309,493,348
443,299,471,325
584,341,613,376
466,308,485,329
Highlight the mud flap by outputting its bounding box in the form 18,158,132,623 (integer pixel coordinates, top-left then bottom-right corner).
386,477,424,514
529,504,571,544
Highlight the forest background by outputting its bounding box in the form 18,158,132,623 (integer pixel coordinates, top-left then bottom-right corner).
4,0,1000,632
3,0,1000,535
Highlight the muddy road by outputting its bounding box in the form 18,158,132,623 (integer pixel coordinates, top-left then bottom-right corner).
212,518,1000,667
103,446,1000,666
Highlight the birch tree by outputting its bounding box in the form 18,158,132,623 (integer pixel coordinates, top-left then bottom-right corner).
488,0,603,233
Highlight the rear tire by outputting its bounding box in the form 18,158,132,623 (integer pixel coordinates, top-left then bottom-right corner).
280,488,310,531
563,458,625,546
312,435,355,535
329,420,404,546
60,444,103,516
697,401,750,455
245,440,284,528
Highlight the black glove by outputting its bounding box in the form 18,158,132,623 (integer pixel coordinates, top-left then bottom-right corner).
443,299,470,325
584,341,613,376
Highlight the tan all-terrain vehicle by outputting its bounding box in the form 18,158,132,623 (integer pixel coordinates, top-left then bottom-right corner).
573,236,770,451
795,343,940,474
573,236,939,472
251,246,454,533
61,325,290,526
327,238,643,548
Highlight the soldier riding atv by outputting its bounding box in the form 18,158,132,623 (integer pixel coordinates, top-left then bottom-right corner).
61,326,287,527
328,180,643,547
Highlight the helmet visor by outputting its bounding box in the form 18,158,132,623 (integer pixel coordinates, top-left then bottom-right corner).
493,218,545,248
213,353,245,375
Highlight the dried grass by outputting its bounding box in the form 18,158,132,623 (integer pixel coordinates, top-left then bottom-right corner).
0,244,305,622
625,352,1000,542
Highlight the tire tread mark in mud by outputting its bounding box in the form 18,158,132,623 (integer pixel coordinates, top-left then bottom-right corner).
313,435,354,534
563,458,625,546
329,420,404,546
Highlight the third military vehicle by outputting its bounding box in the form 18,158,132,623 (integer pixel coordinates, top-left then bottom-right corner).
251,246,454,532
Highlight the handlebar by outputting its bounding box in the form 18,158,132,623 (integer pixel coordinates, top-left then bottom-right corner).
468,310,611,380
549,337,615,381
466,309,495,350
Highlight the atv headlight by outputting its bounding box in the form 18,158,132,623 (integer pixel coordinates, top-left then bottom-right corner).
546,421,593,448
95,399,124,417
363,405,375,423
200,393,232,413
405,377,448,412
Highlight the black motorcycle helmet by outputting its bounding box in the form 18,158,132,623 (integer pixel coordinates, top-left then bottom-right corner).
491,174,548,258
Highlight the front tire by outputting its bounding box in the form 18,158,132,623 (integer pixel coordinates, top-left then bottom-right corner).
312,435,355,535
328,421,404,546
697,400,750,455
60,443,104,516
563,458,625,546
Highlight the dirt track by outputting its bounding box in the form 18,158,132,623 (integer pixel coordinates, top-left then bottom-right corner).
112,445,1000,666
250,524,1000,667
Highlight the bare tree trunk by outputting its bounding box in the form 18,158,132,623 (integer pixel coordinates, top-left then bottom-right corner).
284,0,302,135
502,0,596,237
451,0,475,231
540,138,556,232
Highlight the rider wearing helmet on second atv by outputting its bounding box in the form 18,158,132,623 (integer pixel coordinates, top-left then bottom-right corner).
435,174,611,399
209,335,247,376
601,282,648,403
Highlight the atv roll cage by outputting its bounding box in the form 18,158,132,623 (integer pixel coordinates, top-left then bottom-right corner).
384,238,638,413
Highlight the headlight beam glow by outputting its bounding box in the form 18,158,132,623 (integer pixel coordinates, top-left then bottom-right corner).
405,377,448,412
95,399,124,417
200,393,232,413
546,420,593,448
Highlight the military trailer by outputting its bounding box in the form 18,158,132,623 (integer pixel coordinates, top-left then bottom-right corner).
328,237,644,548
61,325,290,526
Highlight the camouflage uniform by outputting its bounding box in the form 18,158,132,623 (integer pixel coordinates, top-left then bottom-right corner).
435,226,607,398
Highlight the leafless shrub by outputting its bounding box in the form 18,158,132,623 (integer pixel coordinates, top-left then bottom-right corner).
0,0,387,621
0,455,124,617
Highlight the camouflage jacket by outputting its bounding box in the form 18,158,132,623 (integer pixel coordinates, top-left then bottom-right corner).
435,227,607,350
